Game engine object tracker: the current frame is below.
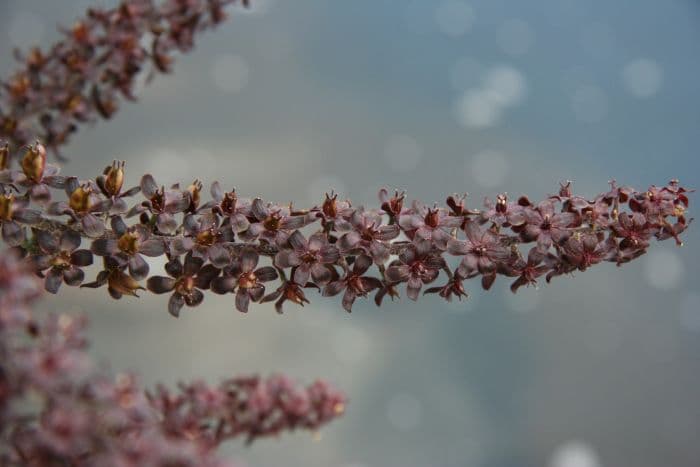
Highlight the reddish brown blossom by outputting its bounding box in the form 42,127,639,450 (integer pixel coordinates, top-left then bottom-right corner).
385,241,445,300
147,252,219,317
210,249,278,313
31,229,93,293
323,254,383,312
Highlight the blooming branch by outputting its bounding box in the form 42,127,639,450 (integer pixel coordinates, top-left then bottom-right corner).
0,143,692,315
0,250,346,466
0,0,247,159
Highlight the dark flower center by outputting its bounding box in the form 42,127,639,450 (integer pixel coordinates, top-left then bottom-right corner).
51,251,72,269
541,215,552,230
348,275,366,294
176,276,195,295
196,229,218,246
410,261,427,276
473,245,487,256
360,224,379,242
238,271,258,289
263,212,281,231
117,231,140,255
302,252,318,263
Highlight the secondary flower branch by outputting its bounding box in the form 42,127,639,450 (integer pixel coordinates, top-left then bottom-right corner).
0,0,247,159
1,142,692,316
0,251,346,466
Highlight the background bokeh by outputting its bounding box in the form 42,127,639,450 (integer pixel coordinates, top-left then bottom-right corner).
2,1,700,466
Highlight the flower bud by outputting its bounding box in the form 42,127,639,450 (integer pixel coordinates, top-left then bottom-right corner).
380,190,405,218
322,192,338,218
559,181,573,198
220,190,238,215
26,47,46,69
102,160,125,197
284,282,310,306
0,193,14,221
187,179,202,211
424,208,439,228
20,142,46,183
495,193,508,213
72,21,90,43
8,73,30,98
69,184,93,213
196,229,217,246
0,143,9,170
108,270,144,297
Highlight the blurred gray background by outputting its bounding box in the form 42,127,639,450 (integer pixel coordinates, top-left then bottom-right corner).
3,0,700,466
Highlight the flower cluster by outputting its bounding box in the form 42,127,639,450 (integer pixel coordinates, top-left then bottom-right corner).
0,143,692,315
0,250,346,466
0,0,247,160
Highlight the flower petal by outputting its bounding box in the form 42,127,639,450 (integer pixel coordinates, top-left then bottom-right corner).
210,181,223,201
70,249,93,267
195,264,220,289
13,208,42,224
337,231,361,251
168,293,185,317
109,216,128,237
341,289,357,312
45,268,63,294
251,198,268,220
147,276,176,294
63,266,85,286
287,230,307,251
249,284,265,302
235,290,251,313
310,262,332,285
447,239,469,255
211,276,237,294
319,245,340,263
128,254,150,280
140,174,158,198
91,238,118,256
240,249,259,273
353,254,373,275
275,250,301,268
156,213,177,234
1,221,24,246
322,281,346,297
82,214,105,238
165,258,183,278
230,213,249,233
183,253,203,276
208,244,231,269
255,266,279,283
36,230,59,253
386,265,410,283
280,215,306,230
169,237,194,256
139,239,165,257
376,224,400,241
184,289,204,307
407,276,422,300
293,264,311,286
61,230,82,252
